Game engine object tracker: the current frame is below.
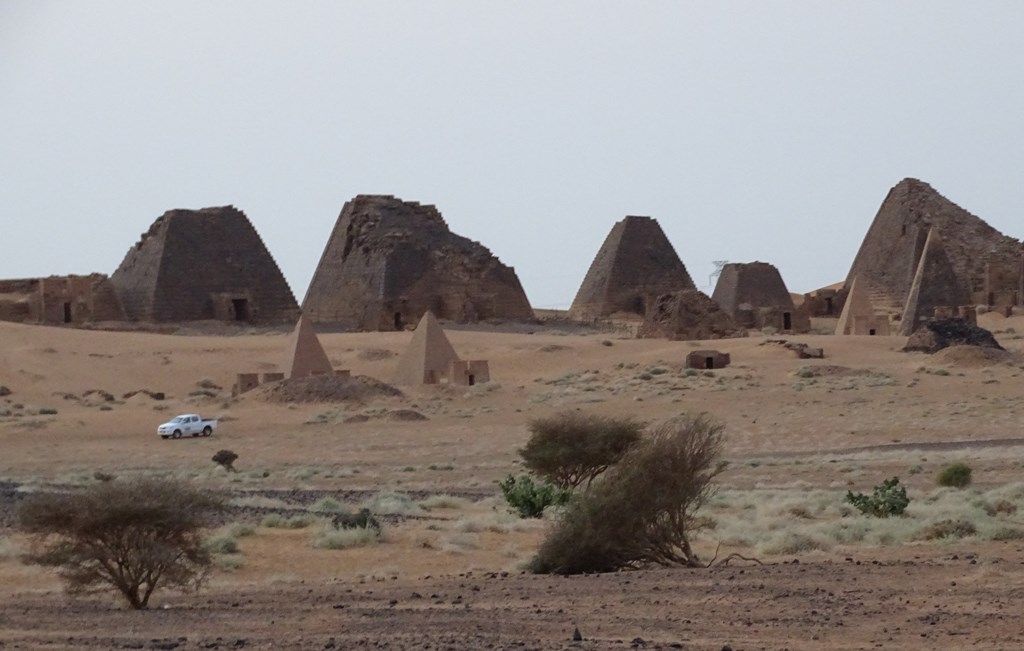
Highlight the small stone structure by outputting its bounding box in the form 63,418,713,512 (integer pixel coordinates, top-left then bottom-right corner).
685,350,730,370
261,372,285,383
835,277,892,335
711,261,809,333
302,195,533,330
110,206,299,323
570,216,695,320
234,373,260,395
0,274,124,325
449,360,491,386
392,311,490,386
286,314,334,378
637,290,746,341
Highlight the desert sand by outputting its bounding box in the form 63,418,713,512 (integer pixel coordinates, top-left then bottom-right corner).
2,315,1024,649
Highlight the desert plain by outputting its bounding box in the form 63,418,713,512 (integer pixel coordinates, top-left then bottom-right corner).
2,315,1024,650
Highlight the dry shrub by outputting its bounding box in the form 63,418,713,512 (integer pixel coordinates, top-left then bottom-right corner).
522,411,643,489
18,478,223,609
530,414,725,574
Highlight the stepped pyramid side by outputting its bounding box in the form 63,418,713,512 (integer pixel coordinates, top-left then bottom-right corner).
897,228,971,336
570,216,695,320
110,206,299,323
286,314,333,378
302,195,533,331
846,179,1023,307
393,311,461,385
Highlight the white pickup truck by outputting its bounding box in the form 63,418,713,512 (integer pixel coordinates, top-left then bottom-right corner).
157,414,217,439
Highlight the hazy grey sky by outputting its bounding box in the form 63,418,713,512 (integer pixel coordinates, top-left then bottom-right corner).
3,1,1022,309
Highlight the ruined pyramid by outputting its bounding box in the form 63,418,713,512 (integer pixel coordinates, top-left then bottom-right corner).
302,195,534,331
570,216,695,320
110,206,299,323
392,311,461,385
897,228,970,336
711,261,807,332
286,314,333,378
845,178,1023,313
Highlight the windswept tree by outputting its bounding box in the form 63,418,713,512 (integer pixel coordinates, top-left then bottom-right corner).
530,413,726,574
521,411,643,490
18,478,223,609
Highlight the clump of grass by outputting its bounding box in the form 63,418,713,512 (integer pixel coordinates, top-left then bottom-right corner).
362,491,422,516
312,525,380,549
229,496,292,510
310,497,347,513
38,407,58,415
936,462,972,489
204,531,240,554
418,494,471,511
261,514,317,529
215,555,244,571
757,531,831,555
915,519,977,541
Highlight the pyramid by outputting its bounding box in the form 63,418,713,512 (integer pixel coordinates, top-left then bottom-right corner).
637,289,746,341
835,277,890,335
570,216,695,320
897,228,970,336
392,311,461,385
302,195,533,331
110,206,299,323
712,262,795,316
845,179,1023,312
286,314,333,378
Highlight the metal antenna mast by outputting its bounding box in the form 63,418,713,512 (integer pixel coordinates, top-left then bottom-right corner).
709,260,729,288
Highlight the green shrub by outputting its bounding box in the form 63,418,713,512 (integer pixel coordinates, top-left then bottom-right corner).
203,532,239,554
498,474,571,518
38,408,58,415
845,477,909,517
17,478,223,609
530,413,726,574
521,411,643,489
936,462,972,489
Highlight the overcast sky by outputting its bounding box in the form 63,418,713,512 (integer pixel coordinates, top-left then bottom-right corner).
2,1,1022,309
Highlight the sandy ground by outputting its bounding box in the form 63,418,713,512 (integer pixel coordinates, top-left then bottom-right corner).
2,314,1024,649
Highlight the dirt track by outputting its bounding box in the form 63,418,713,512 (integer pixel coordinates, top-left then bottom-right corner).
4,544,1024,651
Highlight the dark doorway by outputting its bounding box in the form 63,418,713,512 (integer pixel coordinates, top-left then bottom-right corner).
632,296,645,314
394,312,404,330
824,297,834,315
869,328,876,336
705,357,715,370
783,312,792,330
468,374,476,386
231,299,250,321
63,302,72,323
988,292,995,306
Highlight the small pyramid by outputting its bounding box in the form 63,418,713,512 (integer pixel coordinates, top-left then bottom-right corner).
286,314,333,378
570,216,695,320
393,311,461,385
835,277,886,335
898,228,971,336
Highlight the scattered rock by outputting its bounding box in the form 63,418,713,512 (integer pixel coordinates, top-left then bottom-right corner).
385,409,428,422
764,339,824,359
358,348,395,361
250,374,404,405
0,386,10,397
903,318,1003,354
572,627,583,642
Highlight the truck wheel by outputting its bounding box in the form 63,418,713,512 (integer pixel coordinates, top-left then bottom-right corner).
202,426,212,437
172,430,182,439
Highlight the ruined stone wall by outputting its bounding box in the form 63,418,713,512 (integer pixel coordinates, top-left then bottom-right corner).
570,216,695,320
846,179,1024,311
0,274,123,324
110,206,299,323
302,195,534,331
984,260,1022,307
638,289,746,341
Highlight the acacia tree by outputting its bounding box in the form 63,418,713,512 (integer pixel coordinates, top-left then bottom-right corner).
521,411,643,490
530,413,726,574
18,478,223,609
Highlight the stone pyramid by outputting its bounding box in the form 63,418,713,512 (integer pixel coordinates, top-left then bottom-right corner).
302,195,533,330
835,277,889,335
897,228,970,336
393,311,461,385
286,314,333,378
570,216,695,320
845,179,1023,312
712,261,795,316
110,206,299,323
